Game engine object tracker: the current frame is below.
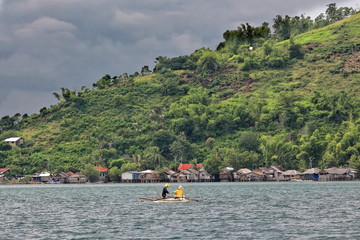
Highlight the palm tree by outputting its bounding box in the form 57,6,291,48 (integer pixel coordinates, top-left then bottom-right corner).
144,146,165,169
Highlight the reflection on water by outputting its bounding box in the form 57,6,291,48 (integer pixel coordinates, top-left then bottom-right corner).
0,182,359,239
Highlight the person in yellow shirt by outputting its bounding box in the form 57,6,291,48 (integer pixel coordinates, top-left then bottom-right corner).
174,185,184,199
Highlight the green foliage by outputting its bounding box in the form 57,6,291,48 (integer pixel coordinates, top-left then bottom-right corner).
108,167,122,182
197,50,221,73
80,164,99,182
0,8,359,176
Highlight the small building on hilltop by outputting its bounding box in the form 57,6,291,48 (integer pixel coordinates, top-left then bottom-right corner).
4,137,24,147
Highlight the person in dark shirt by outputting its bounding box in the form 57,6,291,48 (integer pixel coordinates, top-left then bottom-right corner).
162,183,170,198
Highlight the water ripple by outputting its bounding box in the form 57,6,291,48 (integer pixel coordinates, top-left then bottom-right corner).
0,182,359,239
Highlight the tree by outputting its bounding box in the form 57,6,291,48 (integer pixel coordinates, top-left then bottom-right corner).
120,162,140,173
197,51,220,74
273,15,291,40
170,133,193,164
108,167,121,182
143,146,165,170
141,66,152,75
289,39,304,59
238,132,259,152
204,148,223,175
80,164,99,182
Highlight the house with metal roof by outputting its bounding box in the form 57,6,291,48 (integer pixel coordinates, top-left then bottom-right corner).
121,171,140,183
95,167,109,182
4,137,23,147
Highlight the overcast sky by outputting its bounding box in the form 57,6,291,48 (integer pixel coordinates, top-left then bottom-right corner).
0,0,358,117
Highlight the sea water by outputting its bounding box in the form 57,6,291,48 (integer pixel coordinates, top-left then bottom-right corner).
0,182,359,239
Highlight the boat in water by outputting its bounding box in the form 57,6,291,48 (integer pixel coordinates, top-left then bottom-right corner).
139,196,198,203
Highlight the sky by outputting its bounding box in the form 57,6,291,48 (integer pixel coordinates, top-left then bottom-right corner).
0,0,358,117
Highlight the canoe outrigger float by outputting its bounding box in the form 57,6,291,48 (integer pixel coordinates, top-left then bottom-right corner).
139,196,200,203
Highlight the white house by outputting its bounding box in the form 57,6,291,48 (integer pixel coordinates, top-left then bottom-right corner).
121,171,140,183
4,137,24,147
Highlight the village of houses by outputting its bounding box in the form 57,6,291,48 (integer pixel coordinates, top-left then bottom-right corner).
0,137,358,184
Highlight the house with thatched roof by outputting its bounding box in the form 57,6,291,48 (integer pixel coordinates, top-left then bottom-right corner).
268,166,286,180
233,168,252,182
250,167,273,181
321,167,358,181
52,172,71,183
183,169,199,182
250,170,265,181
219,167,234,182
163,167,177,182
68,173,87,183
172,171,188,182
281,170,302,181
198,168,212,182
302,168,321,180
139,170,160,183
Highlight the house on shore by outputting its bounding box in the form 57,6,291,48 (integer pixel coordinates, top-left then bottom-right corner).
281,170,302,181
268,166,286,181
320,167,357,181
302,168,321,180
121,171,140,183
233,168,252,182
219,167,234,182
163,168,177,182
68,173,87,183
52,172,72,183
139,170,160,183
4,137,24,147
0,168,10,181
250,167,273,181
198,168,212,182
95,167,109,182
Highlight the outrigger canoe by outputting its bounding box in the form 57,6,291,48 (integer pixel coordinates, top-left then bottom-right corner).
139,197,198,203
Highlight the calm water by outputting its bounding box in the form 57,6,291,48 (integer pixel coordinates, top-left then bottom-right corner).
0,182,359,239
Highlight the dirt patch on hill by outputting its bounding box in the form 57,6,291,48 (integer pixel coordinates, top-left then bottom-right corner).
240,77,259,93
344,51,360,72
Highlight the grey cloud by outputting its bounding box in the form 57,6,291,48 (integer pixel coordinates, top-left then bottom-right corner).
0,0,358,116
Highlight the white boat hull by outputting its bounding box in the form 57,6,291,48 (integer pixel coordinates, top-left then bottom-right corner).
139,197,190,203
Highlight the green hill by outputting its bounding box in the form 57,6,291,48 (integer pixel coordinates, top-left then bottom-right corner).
1,12,360,178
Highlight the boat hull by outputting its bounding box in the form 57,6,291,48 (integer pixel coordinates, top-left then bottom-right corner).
139,197,190,203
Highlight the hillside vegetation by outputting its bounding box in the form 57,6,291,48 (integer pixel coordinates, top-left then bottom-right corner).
1,5,360,178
